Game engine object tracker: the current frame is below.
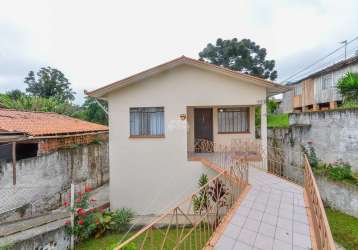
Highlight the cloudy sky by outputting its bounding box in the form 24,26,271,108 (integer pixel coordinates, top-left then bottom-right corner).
1,0,357,103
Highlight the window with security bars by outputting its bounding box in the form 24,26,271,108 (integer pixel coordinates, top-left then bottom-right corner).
218,108,249,133
322,74,332,90
130,107,164,136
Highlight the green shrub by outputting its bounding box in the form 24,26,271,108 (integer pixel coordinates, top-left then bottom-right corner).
192,174,209,214
302,145,318,168
327,161,353,181
64,187,134,241
341,100,358,108
337,72,358,102
110,208,135,232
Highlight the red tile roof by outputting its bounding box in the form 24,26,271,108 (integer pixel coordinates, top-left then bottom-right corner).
0,108,108,137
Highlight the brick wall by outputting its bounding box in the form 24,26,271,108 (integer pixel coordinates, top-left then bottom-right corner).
38,132,108,155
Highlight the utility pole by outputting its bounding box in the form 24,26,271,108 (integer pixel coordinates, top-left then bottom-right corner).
340,40,348,59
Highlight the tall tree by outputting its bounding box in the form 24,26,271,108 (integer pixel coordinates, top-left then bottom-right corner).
199,38,278,80
25,67,75,101
81,97,108,125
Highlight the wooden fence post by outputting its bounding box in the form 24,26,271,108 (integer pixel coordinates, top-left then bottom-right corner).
12,142,16,185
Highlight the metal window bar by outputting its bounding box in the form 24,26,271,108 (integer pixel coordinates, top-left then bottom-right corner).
218,108,249,133
130,107,164,136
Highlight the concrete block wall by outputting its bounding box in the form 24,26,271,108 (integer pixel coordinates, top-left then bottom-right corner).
267,108,358,217
289,109,358,169
0,141,109,223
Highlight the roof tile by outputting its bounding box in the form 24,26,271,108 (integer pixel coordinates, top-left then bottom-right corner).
0,109,108,137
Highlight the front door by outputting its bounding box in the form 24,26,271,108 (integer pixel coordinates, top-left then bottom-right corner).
194,108,213,152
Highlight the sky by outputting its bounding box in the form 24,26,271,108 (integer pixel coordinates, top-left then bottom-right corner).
0,0,358,104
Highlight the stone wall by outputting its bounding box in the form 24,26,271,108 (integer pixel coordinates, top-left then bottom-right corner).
289,109,358,170
0,141,109,223
316,176,358,217
267,108,358,217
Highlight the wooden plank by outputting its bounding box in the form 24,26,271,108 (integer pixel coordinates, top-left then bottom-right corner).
12,142,16,185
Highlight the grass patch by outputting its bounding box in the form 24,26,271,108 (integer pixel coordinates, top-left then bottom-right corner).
76,226,212,250
76,232,134,250
326,207,358,250
267,113,289,128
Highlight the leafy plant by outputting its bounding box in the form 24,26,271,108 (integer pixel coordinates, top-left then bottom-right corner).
327,161,353,181
64,185,134,242
267,99,279,114
192,174,209,214
110,208,135,232
94,210,114,238
301,144,318,168
337,72,358,102
64,188,97,241
208,179,228,228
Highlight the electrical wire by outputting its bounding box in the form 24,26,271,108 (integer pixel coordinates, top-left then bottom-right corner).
281,36,358,83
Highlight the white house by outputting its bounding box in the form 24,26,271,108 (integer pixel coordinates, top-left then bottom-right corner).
87,56,286,215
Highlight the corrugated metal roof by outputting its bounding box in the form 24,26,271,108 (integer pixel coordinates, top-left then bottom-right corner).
293,55,358,84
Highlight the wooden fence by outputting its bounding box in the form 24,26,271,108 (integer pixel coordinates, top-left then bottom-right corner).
304,155,336,250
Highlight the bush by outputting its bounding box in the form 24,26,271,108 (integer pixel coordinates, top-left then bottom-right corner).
302,145,318,168
337,72,358,102
192,174,209,214
327,161,353,181
110,208,135,232
64,187,134,241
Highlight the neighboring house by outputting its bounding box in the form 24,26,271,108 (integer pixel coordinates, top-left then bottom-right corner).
87,56,286,215
281,55,358,112
0,109,109,221
0,108,108,161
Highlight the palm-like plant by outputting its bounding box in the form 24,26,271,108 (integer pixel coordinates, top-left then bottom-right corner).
208,179,228,228
192,174,209,214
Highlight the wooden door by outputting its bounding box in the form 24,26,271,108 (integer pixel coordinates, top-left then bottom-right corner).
194,108,213,152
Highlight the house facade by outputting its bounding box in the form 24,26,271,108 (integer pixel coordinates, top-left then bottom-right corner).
87,56,286,215
281,55,358,113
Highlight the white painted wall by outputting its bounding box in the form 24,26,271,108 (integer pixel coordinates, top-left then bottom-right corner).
186,106,256,152
107,64,268,215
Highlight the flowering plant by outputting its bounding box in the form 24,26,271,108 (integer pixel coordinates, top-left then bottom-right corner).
64,186,98,240
64,186,134,241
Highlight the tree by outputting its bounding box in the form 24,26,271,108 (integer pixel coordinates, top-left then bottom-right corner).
25,67,75,101
80,97,108,125
5,89,25,100
0,94,81,115
199,38,277,80
337,72,358,102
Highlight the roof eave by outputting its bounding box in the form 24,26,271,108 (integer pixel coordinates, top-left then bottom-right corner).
86,56,288,98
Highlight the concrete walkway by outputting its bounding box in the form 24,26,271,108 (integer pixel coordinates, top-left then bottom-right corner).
214,168,312,250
